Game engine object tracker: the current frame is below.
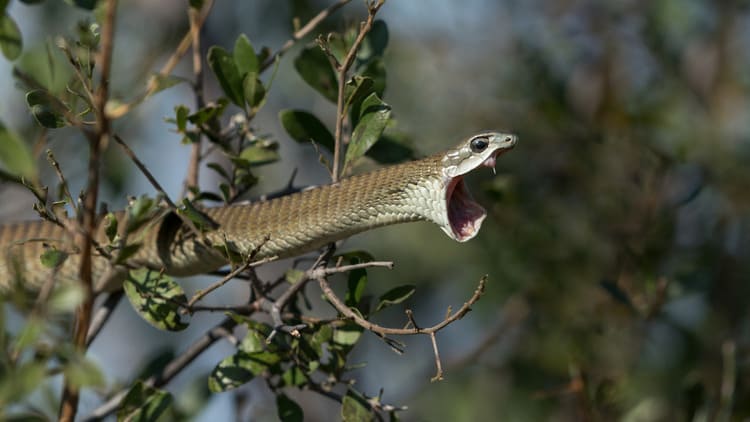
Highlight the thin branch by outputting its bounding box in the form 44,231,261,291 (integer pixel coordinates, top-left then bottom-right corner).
317,274,487,380
331,0,385,181
310,260,393,279
86,291,124,347
112,135,179,211
59,1,117,420
319,275,486,336
183,1,213,197
429,333,443,382
259,0,353,72
45,150,75,213
84,317,240,421
113,134,202,237
264,248,336,342
106,0,214,119
185,261,252,309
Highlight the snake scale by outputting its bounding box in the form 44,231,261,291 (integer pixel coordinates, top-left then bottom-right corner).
0,132,516,292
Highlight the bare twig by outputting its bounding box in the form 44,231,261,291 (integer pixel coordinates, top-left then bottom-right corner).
309,260,393,279
113,134,203,237
259,0,353,72
263,248,336,342
429,333,443,381
46,150,75,213
59,1,117,420
185,261,252,309
331,0,385,181
113,135,179,211
317,274,487,380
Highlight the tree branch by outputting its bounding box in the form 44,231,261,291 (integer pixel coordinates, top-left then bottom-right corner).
331,0,385,181
259,0,353,73
59,1,117,420
317,274,487,380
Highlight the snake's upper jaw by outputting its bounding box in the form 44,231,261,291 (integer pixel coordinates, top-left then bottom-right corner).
445,176,487,242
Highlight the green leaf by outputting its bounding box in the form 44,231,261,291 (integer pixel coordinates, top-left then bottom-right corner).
233,34,258,77
281,366,307,388
242,73,266,109
285,268,305,284
375,285,416,313
277,394,304,422
345,93,391,167
345,268,367,307
357,20,388,62
341,389,375,422
327,28,357,64
345,76,375,115
0,121,35,178
117,381,173,422
26,89,68,128
114,243,142,265
238,325,268,354
178,198,217,231
103,212,118,242
359,58,386,100
150,73,188,95
71,0,98,10
333,322,363,346
279,109,334,152
207,45,244,106
366,133,414,164
237,142,279,166
39,247,68,269
0,14,22,60
294,45,338,102
187,98,228,125
126,195,157,233
311,324,333,356
207,162,229,180
208,351,281,392
335,251,375,263
123,268,188,331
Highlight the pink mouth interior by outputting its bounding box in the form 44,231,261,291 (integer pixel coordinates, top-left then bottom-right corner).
446,176,487,242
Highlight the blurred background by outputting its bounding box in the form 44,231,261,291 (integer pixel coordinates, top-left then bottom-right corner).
1,0,750,420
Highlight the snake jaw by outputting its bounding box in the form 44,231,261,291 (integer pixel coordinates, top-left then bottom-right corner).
445,175,487,242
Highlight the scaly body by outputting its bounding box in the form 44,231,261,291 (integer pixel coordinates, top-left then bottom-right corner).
0,132,517,291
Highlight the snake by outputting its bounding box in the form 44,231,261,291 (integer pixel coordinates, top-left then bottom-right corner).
0,132,517,292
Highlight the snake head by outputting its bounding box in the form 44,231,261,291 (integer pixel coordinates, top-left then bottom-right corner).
440,131,517,242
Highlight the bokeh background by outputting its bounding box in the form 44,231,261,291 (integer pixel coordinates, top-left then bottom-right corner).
2,0,750,420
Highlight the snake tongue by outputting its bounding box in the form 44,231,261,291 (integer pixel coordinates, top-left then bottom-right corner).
446,176,487,242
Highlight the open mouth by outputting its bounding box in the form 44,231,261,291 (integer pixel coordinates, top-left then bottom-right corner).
444,150,508,241
445,176,487,242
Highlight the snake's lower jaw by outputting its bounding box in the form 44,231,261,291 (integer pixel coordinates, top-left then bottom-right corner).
444,176,487,242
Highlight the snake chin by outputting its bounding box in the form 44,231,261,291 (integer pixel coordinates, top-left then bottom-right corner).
446,176,487,242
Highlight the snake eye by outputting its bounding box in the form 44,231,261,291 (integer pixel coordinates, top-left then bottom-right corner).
470,137,489,153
